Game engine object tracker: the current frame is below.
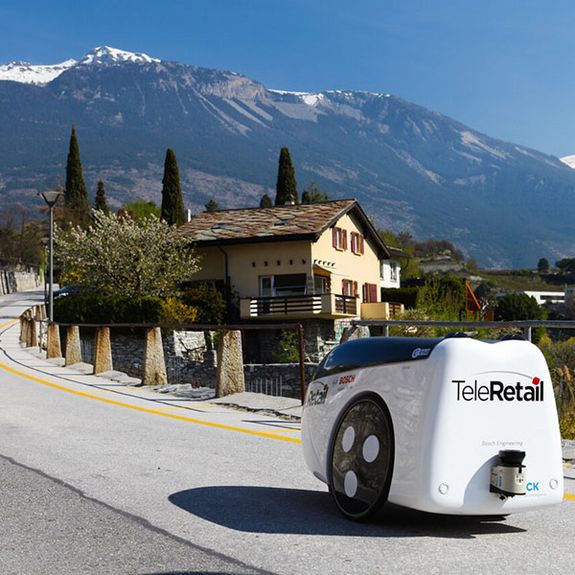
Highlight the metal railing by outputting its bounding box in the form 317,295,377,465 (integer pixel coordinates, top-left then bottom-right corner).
352,319,575,342
251,294,323,316
334,294,357,315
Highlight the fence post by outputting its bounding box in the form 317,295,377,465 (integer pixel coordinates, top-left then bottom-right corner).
216,329,245,397
523,326,532,342
143,327,168,386
47,323,62,359
20,313,29,344
94,327,113,374
65,325,82,366
27,317,38,348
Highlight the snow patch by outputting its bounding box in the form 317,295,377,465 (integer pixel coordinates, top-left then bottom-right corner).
80,46,160,66
0,59,77,85
460,131,509,160
269,89,324,107
560,154,575,169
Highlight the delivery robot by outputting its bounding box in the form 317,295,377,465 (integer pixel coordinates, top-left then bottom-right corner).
301,334,564,520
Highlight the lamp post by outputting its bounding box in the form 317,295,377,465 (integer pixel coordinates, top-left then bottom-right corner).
40,237,49,308
38,191,63,322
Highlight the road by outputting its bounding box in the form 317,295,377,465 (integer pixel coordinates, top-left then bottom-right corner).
1,290,574,575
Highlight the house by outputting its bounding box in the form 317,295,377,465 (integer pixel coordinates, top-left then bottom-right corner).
178,200,401,358
523,290,565,306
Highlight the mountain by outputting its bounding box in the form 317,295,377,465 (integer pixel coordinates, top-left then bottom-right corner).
1,45,574,268
560,155,575,169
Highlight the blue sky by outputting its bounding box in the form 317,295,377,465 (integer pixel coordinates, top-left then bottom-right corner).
1,0,574,156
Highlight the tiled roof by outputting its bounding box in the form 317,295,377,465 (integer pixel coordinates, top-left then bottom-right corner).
178,200,358,243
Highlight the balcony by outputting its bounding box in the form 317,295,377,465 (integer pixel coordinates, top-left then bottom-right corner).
240,293,358,320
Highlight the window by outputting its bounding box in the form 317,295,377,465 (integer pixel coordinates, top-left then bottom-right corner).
314,275,331,294
332,227,347,251
362,283,378,303
390,262,398,282
351,232,365,255
342,279,358,297
259,274,307,297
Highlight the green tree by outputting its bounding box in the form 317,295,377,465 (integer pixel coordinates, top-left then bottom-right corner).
182,283,227,324
54,210,198,298
160,148,185,226
301,182,329,204
556,258,575,274
204,199,219,212
417,274,466,319
275,147,298,205
94,180,109,213
64,125,89,226
495,293,545,321
259,194,273,208
121,200,160,222
537,257,550,274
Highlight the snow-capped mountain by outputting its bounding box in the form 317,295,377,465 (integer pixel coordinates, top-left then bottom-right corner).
0,46,159,85
0,59,77,85
0,46,574,267
78,46,160,66
560,155,575,169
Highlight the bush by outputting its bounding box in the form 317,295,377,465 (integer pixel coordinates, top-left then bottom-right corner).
181,283,227,324
160,297,198,326
54,294,165,324
273,330,300,362
495,293,545,321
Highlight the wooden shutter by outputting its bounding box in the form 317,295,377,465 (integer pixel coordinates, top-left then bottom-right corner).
342,230,348,250
332,228,338,248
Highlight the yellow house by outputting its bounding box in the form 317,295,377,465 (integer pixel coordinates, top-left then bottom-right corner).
179,199,400,322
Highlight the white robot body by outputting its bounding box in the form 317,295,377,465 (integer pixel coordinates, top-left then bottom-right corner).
302,336,564,518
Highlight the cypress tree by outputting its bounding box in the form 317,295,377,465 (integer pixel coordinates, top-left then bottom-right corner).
94,179,109,213
274,147,298,206
64,125,90,225
160,148,185,226
259,194,273,208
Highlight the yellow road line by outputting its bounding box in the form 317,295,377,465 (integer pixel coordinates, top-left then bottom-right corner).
564,493,575,500
0,360,301,444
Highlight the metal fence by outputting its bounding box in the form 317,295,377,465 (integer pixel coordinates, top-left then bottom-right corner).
352,319,575,342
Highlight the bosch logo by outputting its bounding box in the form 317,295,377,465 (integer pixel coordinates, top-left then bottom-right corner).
453,377,544,402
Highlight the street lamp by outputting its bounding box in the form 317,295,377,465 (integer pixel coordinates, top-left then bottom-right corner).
38,190,63,322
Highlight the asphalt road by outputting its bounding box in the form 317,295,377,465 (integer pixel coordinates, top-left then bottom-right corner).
1,291,574,575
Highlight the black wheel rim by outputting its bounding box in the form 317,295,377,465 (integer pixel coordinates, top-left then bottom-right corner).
330,397,393,519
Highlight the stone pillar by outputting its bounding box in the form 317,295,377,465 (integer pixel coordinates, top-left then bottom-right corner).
93,327,113,374
65,325,82,366
20,315,27,344
216,330,245,397
27,318,38,348
46,323,62,359
143,327,168,386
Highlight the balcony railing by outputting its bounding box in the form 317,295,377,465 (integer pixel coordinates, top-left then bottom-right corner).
240,293,358,319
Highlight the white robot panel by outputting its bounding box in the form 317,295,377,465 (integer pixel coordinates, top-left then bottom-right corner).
301,335,564,520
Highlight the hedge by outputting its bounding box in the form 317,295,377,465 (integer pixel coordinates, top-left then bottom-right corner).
53,294,164,325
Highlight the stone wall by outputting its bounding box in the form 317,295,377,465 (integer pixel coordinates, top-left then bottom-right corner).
72,327,316,398
0,269,41,295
